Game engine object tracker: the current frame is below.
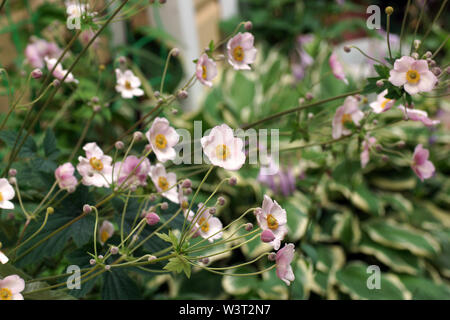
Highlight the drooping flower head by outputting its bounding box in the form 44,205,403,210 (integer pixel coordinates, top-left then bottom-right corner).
201,124,246,171
149,164,178,203
389,56,438,95
332,96,364,139
45,57,78,84
146,117,179,163
99,220,114,245
115,69,144,99
360,135,377,168
369,89,395,113
329,52,348,85
76,142,113,188
196,53,218,87
399,106,441,127
0,178,15,210
25,38,62,69
0,275,25,300
276,243,295,286
114,156,150,190
227,32,257,70
55,163,78,192
256,195,287,250
411,144,435,181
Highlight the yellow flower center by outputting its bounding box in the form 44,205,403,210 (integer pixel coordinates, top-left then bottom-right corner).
89,157,104,171
100,230,109,244
155,134,167,149
267,214,279,230
0,192,3,202
341,113,352,125
233,46,244,62
198,217,210,233
158,176,169,191
406,69,420,84
202,65,207,79
0,287,12,300
181,200,189,210
381,99,392,109
125,80,132,90
215,144,230,161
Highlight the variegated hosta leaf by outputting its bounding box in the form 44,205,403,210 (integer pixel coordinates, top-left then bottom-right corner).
336,262,411,300
257,264,289,300
364,219,440,257
355,234,422,275
222,267,259,296
398,275,450,300
333,210,362,247
290,258,314,300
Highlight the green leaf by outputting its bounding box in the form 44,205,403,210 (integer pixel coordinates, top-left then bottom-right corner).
0,130,37,157
336,262,411,300
356,234,421,275
163,256,191,278
43,128,59,159
102,269,141,300
364,219,440,257
398,275,450,300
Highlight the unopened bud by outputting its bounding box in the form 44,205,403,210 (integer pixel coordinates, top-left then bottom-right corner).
31,68,43,79
261,229,275,243
397,140,405,148
8,169,17,177
432,67,441,76
148,255,156,262
98,255,104,260
93,105,101,113
115,141,124,150
305,92,313,100
133,131,143,141
229,177,237,186
184,187,192,195
385,6,393,15
424,51,432,59
182,179,192,188
110,246,119,255
245,223,253,231
446,66,450,74
105,265,111,271
90,259,96,265
343,46,351,53
244,21,253,31
413,39,421,50
161,202,169,210
118,56,127,65
382,155,389,162
201,257,209,264
46,207,54,215
268,252,277,261
171,48,180,57
177,90,188,100
145,212,160,226
83,204,92,214
171,108,178,115
298,98,305,105
376,80,384,87
209,207,216,215
217,196,225,206
52,79,60,87
159,0,167,4
411,52,419,60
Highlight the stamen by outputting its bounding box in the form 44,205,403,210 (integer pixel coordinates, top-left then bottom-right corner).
89,157,104,171
155,134,167,149
341,113,352,125
0,288,12,300
233,46,244,62
158,176,169,191
202,65,207,79
266,214,279,230
198,217,210,232
125,80,132,90
406,69,420,84
215,144,229,160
